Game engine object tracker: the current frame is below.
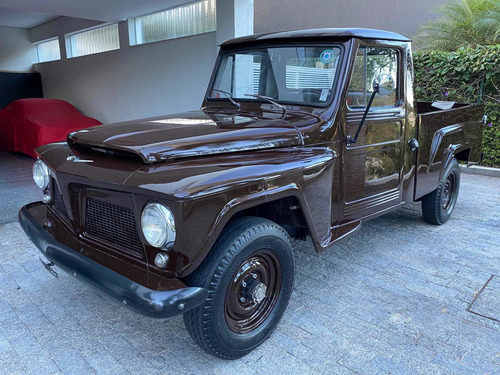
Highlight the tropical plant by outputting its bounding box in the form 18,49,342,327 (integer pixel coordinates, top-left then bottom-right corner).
417,0,500,51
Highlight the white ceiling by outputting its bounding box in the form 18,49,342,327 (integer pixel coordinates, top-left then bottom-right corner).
0,0,189,28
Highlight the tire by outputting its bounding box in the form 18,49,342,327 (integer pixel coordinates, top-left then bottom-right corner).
421,158,460,225
183,217,294,359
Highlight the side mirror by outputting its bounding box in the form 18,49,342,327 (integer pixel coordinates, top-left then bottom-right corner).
346,74,396,145
372,74,396,96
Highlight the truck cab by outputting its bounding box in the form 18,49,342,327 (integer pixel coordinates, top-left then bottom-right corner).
19,28,483,359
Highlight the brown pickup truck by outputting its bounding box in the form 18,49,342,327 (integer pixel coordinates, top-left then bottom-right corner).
20,28,484,359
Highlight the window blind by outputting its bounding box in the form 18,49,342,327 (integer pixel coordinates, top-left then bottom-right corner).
37,39,61,63
68,24,120,58
134,0,216,45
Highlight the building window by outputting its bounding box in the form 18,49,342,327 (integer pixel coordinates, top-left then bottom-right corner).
131,0,216,45
66,23,120,58
36,38,61,63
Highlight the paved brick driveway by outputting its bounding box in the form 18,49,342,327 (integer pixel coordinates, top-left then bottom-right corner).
0,174,498,374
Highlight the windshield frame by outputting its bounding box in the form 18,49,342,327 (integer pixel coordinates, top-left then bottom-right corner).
205,43,345,109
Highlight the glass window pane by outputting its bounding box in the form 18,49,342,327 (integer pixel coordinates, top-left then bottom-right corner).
36,39,61,63
210,46,342,106
347,47,399,108
135,0,216,45
69,24,120,58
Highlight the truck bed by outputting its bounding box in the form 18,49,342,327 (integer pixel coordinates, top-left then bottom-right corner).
416,101,472,114
414,101,483,200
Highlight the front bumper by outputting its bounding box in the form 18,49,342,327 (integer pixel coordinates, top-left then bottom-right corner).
18,202,208,319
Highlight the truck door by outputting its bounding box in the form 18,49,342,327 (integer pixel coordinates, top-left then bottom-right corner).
342,45,404,221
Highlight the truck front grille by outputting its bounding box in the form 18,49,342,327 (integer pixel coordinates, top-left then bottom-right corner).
85,198,143,257
53,180,70,221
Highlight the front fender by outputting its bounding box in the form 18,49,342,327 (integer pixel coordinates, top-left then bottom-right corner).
179,147,337,276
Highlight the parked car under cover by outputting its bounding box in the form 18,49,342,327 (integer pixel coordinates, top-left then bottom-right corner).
0,98,101,158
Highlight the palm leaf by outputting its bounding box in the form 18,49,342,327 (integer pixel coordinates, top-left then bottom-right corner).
416,0,500,51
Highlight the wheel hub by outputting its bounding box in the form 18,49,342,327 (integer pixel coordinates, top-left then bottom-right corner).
224,251,282,334
250,282,267,304
239,276,267,304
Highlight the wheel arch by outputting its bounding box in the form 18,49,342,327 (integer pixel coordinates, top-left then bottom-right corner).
230,195,310,240
203,188,322,263
441,144,468,179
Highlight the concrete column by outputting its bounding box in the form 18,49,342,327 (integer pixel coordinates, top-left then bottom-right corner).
216,0,254,46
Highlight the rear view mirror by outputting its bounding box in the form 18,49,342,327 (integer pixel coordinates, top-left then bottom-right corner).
372,74,396,96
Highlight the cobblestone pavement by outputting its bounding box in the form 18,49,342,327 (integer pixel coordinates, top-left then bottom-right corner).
0,174,498,375
0,152,42,225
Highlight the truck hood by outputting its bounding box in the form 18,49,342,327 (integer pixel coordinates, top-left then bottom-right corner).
67,110,306,164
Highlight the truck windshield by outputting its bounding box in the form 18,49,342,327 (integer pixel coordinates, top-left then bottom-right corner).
208,46,342,107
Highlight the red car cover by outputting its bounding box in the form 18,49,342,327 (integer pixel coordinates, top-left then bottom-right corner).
0,98,101,158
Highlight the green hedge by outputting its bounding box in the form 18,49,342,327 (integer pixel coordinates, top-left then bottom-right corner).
413,45,500,167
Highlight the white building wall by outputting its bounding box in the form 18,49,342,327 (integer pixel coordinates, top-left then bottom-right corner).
216,0,254,45
30,18,217,123
0,26,37,72
28,0,254,124
254,0,449,41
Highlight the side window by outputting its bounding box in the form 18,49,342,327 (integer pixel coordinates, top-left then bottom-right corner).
347,47,399,109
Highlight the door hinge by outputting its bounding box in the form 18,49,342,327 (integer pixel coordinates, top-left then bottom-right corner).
408,138,419,151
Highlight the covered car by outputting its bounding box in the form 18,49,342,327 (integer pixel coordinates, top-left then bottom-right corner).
0,98,101,158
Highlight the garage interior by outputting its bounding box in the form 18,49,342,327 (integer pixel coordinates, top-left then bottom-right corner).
0,0,253,224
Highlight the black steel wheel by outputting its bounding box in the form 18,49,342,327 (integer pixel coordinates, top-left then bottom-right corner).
183,217,294,359
441,173,456,211
422,158,461,225
224,249,282,334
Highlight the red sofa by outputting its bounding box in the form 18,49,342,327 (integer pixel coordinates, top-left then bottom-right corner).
0,98,101,158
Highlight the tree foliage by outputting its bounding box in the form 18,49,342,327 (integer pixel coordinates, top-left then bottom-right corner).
413,45,500,167
418,0,500,51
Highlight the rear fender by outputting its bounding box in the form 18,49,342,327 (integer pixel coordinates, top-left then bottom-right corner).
441,143,462,179
415,124,467,200
428,124,461,172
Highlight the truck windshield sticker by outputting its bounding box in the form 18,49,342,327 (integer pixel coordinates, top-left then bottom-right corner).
319,49,334,64
319,89,329,101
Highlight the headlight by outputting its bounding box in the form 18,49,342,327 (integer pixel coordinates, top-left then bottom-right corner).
141,202,176,248
33,160,50,190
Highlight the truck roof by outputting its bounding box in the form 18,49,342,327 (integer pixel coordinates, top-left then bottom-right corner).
221,28,410,47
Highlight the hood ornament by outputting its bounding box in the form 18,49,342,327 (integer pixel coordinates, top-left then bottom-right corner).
67,155,93,163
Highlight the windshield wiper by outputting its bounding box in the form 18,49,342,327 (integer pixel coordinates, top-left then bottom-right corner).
212,89,241,109
244,94,286,118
